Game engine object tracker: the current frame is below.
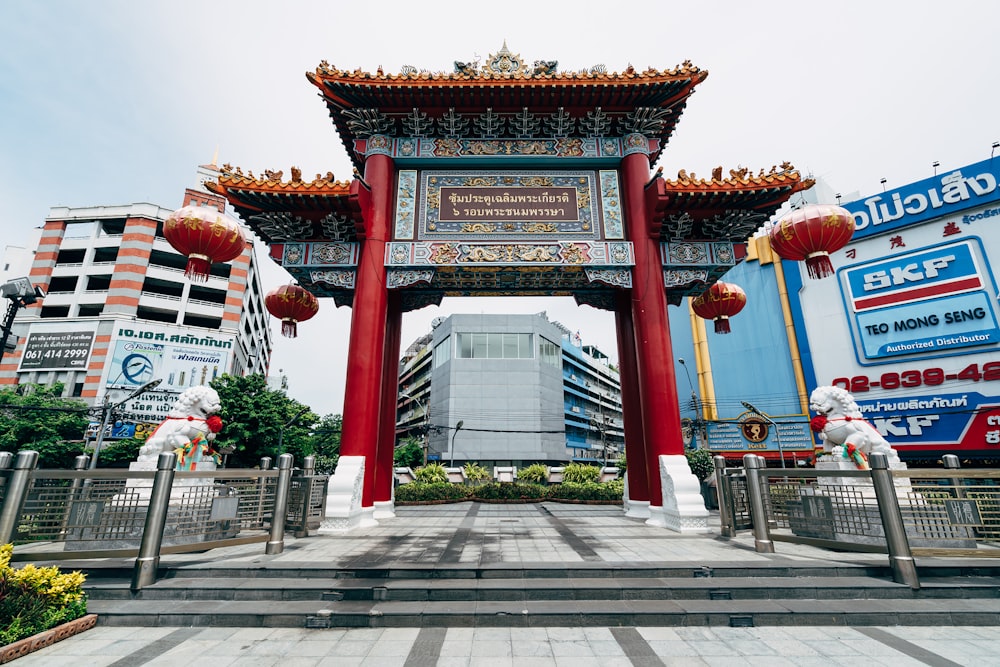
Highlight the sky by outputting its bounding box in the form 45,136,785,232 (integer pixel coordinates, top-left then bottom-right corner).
2,1,998,417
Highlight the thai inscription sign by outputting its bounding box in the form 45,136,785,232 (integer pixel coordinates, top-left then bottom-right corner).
439,186,578,223
418,171,599,239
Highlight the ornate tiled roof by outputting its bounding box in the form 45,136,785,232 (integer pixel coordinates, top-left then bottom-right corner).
307,45,708,167
650,163,815,241
205,165,361,243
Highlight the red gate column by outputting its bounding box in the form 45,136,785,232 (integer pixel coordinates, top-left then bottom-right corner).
614,290,650,516
374,292,403,517
621,137,709,532
326,145,393,531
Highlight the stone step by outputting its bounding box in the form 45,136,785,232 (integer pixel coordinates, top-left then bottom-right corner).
84,575,1000,602
85,596,1000,628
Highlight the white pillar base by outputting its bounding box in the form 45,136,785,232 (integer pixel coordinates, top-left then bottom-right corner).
657,454,711,533
318,455,367,534
625,499,650,519
359,505,378,528
373,500,396,520
645,504,668,528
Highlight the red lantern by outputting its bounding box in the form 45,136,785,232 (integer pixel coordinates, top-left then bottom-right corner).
691,281,747,334
265,284,319,338
768,204,855,279
163,206,247,282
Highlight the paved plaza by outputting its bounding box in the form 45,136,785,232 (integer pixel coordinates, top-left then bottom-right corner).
18,503,1000,666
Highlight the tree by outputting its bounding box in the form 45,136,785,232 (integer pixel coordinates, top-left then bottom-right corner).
306,413,342,459
209,374,319,468
0,383,89,468
394,437,423,469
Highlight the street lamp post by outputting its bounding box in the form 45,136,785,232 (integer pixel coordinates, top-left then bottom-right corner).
741,400,786,468
0,278,45,360
678,358,704,447
90,379,163,469
278,407,310,457
450,420,464,468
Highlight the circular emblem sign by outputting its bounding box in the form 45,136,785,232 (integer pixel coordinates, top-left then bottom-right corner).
741,418,769,443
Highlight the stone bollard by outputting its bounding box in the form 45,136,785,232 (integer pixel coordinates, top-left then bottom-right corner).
869,452,919,590
742,454,774,553
131,452,177,591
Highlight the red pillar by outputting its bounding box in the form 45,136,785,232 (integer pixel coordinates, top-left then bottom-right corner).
339,151,393,508
374,292,403,505
621,146,685,510
614,290,649,504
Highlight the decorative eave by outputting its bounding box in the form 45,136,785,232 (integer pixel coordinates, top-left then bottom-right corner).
647,163,816,242
206,166,363,243
306,49,708,168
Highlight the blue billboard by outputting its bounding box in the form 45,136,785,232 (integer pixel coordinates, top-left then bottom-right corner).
838,238,1000,362
843,158,1000,240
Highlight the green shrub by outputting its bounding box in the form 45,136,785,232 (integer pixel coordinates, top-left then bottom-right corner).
548,480,624,502
685,448,715,481
463,462,490,482
472,482,547,501
517,463,549,484
312,455,339,475
0,544,87,646
394,439,424,469
395,482,470,503
615,453,627,474
414,462,448,484
562,462,600,483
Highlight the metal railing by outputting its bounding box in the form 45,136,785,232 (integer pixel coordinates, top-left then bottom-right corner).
718,453,1000,590
0,450,328,589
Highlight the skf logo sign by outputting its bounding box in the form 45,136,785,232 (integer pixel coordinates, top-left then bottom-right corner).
838,238,1000,361
846,241,982,311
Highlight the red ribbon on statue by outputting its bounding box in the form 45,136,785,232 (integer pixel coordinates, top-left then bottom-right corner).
206,415,224,433
810,415,828,432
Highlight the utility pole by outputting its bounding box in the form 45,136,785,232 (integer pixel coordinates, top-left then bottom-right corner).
90,379,163,469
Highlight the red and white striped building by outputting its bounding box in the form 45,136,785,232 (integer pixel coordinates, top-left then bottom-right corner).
0,164,272,435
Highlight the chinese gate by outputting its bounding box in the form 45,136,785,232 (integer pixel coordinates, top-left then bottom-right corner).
209,46,812,531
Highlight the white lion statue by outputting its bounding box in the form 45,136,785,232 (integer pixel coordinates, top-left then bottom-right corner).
137,386,224,470
809,385,901,469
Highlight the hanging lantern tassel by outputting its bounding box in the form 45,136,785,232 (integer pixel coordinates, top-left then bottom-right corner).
282,318,299,338
804,251,835,280
713,315,731,334
184,253,212,282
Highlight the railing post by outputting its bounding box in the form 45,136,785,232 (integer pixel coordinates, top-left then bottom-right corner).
0,450,39,544
255,456,272,527
131,452,176,592
61,455,91,535
742,454,774,553
942,454,965,499
302,455,315,477
0,451,13,470
266,453,294,555
869,452,919,590
714,456,735,538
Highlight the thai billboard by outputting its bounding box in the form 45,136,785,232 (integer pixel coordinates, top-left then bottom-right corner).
792,158,1000,458
94,321,235,438
843,157,1000,241
18,330,95,371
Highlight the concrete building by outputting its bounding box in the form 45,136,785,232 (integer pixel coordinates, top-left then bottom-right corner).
0,164,273,439
396,313,623,466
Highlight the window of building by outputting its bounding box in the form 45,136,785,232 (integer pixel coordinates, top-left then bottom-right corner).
433,336,451,368
539,337,560,368
457,332,532,359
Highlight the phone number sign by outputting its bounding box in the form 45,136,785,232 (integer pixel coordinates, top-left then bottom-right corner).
19,331,95,370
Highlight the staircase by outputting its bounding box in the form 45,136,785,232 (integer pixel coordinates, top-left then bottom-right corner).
83,561,1000,628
